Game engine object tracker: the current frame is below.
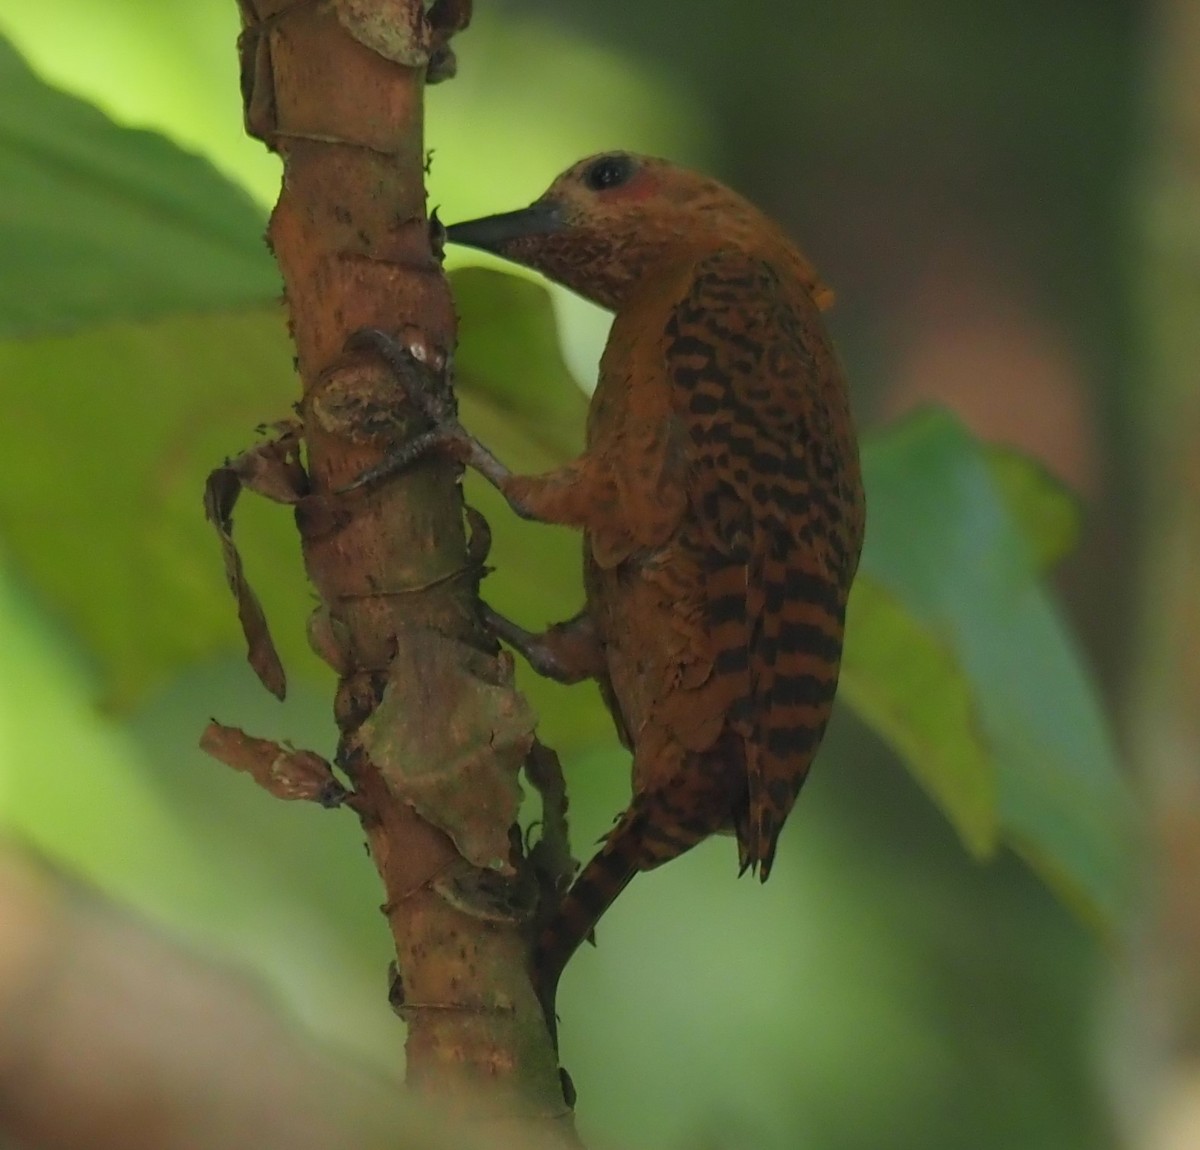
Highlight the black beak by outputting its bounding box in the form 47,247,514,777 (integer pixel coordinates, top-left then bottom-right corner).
444,200,566,254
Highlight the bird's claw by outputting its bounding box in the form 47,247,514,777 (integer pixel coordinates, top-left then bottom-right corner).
343,326,456,424
339,327,468,493
337,425,468,493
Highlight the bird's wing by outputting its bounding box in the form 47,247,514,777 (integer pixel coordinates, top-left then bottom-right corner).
663,250,863,877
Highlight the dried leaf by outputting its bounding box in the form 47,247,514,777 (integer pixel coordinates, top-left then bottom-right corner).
200,722,346,807
202,425,305,700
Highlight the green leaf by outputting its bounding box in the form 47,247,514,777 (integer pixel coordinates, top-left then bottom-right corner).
839,578,996,857
986,444,1082,570
0,34,278,337
858,410,1132,929
0,308,321,704
0,281,608,743
451,267,587,462
451,270,613,756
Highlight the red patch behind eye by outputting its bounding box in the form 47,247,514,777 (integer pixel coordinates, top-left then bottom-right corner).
604,167,657,202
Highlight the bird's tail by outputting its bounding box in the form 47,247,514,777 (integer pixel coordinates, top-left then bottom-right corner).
534,788,731,1042
533,815,645,1043
537,838,639,979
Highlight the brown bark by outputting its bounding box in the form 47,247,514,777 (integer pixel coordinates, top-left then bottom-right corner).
216,1,575,1140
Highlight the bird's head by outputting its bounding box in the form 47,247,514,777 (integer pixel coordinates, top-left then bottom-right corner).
445,152,828,312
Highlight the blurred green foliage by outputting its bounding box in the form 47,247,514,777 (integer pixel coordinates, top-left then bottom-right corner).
0,6,1133,1149
0,38,276,335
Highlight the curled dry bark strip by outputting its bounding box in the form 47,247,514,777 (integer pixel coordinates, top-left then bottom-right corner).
203,422,306,699
200,722,347,806
206,0,577,1141
525,740,578,904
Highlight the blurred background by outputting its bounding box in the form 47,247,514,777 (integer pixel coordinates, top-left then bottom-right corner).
0,1,1196,1148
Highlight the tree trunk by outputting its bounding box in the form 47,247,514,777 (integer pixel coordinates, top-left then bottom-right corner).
228,1,575,1141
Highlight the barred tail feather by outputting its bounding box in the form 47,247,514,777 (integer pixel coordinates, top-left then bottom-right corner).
748,547,846,880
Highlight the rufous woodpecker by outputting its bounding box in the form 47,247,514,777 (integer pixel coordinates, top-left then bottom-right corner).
350,151,865,1027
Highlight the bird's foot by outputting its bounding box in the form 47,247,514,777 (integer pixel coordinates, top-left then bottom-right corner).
481,605,604,684
344,325,455,417
340,327,518,497
338,327,472,492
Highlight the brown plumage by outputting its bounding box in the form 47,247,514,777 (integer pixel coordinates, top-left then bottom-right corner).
359,152,865,1019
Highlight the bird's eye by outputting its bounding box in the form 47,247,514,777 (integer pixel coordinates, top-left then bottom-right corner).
582,154,636,192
